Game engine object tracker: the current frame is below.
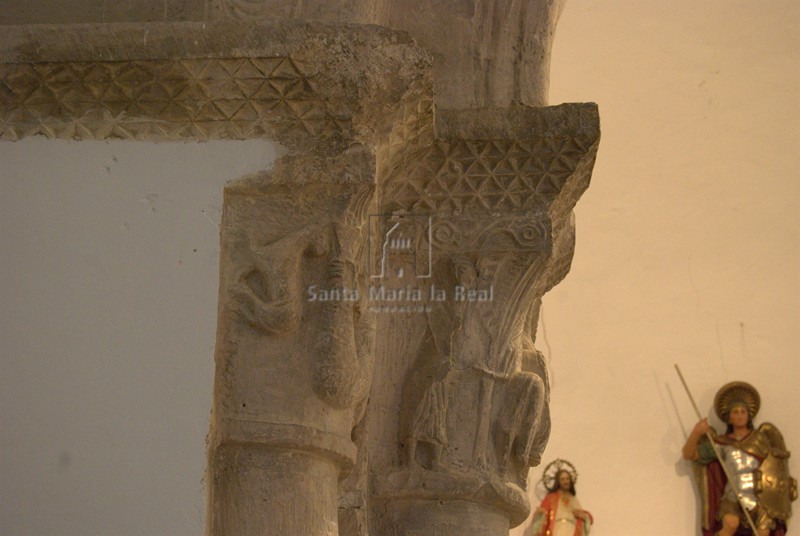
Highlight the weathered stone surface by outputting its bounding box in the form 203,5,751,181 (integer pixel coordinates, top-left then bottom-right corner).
209,174,374,536
0,22,430,148
205,0,568,108
209,445,341,535
210,0,387,25
363,104,599,536
0,0,207,24
387,0,568,108
0,11,600,536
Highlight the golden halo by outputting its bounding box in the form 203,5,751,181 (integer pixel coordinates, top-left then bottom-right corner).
714,381,760,422
541,459,578,490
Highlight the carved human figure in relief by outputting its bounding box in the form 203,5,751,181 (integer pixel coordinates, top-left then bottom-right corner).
529,459,592,536
406,379,448,469
403,229,550,476
404,254,474,471
681,382,796,536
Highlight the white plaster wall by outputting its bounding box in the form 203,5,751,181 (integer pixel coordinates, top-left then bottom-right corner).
0,140,279,535
513,1,799,535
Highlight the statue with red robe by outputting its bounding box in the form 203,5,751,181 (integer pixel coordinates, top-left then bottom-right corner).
682,381,796,536
529,459,592,536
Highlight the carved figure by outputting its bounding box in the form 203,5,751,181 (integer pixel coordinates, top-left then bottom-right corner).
682,382,797,536
230,214,373,408
404,254,474,470
495,349,549,469
231,224,327,334
402,230,552,477
530,459,592,536
407,379,448,469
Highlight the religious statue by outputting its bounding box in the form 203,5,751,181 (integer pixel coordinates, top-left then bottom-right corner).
529,459,593,536
682,381,797,536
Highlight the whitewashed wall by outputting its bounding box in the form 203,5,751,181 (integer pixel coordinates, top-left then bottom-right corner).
513,1,799,535
0,140,280,535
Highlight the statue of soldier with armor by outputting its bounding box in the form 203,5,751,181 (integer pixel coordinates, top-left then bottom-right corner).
682,381,797,536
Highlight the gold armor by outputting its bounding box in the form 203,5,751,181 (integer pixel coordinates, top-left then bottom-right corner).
754,422,797,522
710,383,797,524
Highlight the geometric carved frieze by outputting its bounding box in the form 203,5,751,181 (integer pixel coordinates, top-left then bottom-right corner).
0,57,349,143
0,22,431,147
383,136,597,214
381,104,600,216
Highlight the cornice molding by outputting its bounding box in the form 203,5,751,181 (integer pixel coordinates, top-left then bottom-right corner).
0,22,430,146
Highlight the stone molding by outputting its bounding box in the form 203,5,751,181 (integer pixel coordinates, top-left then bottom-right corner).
214,420,357,469
383,129,597,214
1,56,351,142
209,0,388,25
0,22,430,149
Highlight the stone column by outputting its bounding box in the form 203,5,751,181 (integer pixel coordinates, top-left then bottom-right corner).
366,2,599,533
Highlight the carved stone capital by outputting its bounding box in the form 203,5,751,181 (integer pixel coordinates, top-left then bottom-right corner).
366,105,600,535
208,169,376,535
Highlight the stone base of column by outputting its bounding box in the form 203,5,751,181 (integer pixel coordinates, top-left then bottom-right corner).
209,442,341,536
374,499,510,536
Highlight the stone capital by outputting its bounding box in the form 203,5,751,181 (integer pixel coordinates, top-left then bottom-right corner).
366,104,599,535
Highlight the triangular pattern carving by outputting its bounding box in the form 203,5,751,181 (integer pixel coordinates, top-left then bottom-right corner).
0,57,351,141
383,136,595,213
